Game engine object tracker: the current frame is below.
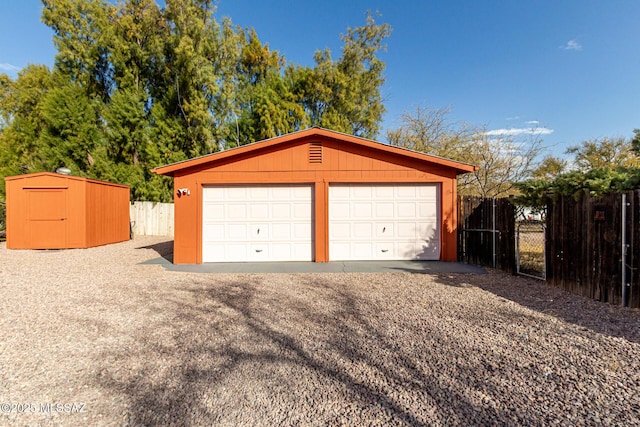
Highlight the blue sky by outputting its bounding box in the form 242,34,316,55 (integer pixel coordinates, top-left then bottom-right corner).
1,0,639,158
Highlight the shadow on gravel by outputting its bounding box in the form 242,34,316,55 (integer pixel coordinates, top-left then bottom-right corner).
136,240,173,263
434,272,640,345
95,277,513,426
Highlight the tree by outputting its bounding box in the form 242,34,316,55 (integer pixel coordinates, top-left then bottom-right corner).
387,105,543,197
2,1,393,205
291,11,391,139
0,65,55,179
40,77,103,173
565,136,639,171
630,129,640,156
42,0,113,101
530,155,567,180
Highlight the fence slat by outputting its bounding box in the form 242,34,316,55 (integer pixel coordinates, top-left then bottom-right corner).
129,201,174,237
545,192,639,308
458,196,516,274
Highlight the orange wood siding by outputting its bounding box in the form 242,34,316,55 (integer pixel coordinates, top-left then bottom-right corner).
4,173,129,250
86,181,130,247
167,134,465,264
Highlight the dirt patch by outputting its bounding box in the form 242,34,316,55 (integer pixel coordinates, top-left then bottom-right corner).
0,236,639,426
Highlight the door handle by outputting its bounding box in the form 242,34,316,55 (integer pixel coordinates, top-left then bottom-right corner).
381,249,389,253
256,249,263,253
257,228,260,235
382,226,386,232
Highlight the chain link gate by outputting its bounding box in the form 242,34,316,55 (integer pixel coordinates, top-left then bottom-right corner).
516,221,546,280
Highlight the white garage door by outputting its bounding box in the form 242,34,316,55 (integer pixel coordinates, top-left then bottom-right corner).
329,184,440,260
202,185,313,262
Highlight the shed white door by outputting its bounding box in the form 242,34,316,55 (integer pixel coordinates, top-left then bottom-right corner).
329,184,440,260
202,185,313,262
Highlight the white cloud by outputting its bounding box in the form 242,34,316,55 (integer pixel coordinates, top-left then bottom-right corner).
506,116,520,121
560,39,582,51
525,120,540,125
486,127,554,137
0,63,21,72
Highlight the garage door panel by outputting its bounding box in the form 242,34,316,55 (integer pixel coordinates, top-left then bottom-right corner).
375,203,394,218
269,203,288,218
204,224,225,240
329,184,440,261
249,187,269,198
397,186,417,197
331,186,350,199
271,223,291,239
354,223,373,238
292,186,312,198
271,187,293,199
418,202,437,217
227,204,247,218
249,204,269,219
204,187,224,200
202,185,313,262
227,187,248,199
228,224,248,239
292,203,312,219
418,223,438,237
293,223,312,239
330,223,351,239
353,203,373,218
375,223,394,238
397,202,417,217
352,186,373,199
397,222,418,238
375,243,394,259
374,186,394,197
331,203,351,218
203,203,224,219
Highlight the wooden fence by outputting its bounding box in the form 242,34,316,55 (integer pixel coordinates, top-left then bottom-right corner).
457,197,516,274
129,201,174,237
546,191,639,308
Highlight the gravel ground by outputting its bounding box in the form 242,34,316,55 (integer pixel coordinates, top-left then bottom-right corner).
0,236,639,426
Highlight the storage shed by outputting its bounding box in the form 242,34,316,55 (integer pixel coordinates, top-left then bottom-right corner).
4,172,130,249
152,127,477,264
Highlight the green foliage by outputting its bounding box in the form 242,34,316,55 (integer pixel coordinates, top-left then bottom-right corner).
0,1,390,203
516,136,640,209
632,129,640,156
530,155,567,180
515,168,640,209
565,136,638,171
290,12,391,139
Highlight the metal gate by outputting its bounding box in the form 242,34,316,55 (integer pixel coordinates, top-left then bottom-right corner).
516,221,546,279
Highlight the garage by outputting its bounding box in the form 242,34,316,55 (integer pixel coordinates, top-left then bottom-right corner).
202,185,313,262
329,184,440,260
152,127,476,264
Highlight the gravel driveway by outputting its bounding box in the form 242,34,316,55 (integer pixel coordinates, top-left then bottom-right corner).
1,236,639,426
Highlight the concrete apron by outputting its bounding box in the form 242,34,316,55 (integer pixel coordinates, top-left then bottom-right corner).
142,256,486,274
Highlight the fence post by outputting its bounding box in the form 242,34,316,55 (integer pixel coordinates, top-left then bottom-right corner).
492,197,497,269
622,193,628,307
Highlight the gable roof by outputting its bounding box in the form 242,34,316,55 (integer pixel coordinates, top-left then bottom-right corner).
151,127,478,177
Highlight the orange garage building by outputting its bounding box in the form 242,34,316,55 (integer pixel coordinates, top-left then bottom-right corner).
4,172,130,249
152,127,477,264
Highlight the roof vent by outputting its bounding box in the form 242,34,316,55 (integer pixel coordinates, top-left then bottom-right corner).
309,142,322,164
56,167,71,175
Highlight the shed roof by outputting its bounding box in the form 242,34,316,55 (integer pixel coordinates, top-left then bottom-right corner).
152,127,478,177
4,172,130,188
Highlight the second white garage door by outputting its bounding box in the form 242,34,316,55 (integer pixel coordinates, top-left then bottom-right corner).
202,185,313,262
329,184,440,260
